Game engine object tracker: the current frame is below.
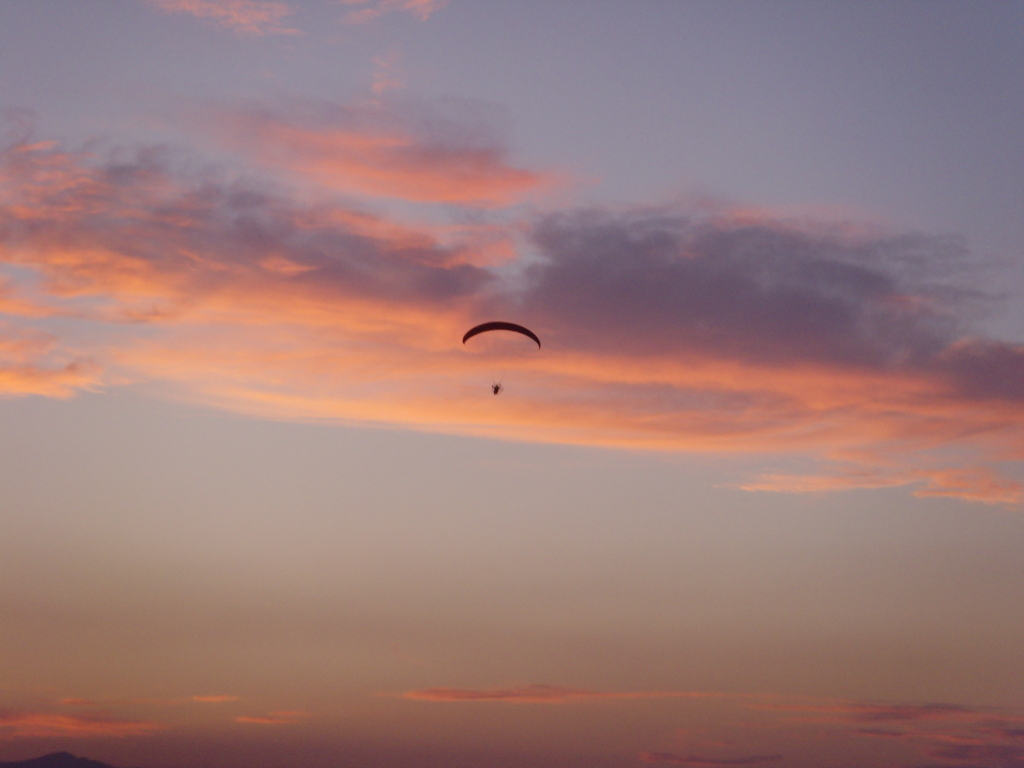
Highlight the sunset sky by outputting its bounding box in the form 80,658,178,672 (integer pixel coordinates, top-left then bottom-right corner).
2,2,1024,767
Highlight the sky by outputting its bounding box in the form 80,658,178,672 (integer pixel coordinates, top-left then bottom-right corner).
1,1,1023,767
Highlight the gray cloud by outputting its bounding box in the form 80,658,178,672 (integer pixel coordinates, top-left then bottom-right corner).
520,209,1024,405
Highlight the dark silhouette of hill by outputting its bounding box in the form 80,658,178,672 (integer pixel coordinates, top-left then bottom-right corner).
0,753,131,768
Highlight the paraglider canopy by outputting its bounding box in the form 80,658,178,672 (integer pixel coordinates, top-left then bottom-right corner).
462,321,541,348
462,321,540,396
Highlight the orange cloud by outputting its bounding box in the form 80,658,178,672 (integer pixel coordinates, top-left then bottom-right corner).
236,710,310,724
914,466,1024,505
0,359,98,399
741,465,1024,506
148,0,299,35
0,711,163,739
208,99,550,206
401,684,711,704
192,695,241,703
0,323,100,398
2,121,1023,506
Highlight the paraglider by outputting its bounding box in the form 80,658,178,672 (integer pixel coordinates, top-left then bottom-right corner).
462,321,540,395
462,321,541,349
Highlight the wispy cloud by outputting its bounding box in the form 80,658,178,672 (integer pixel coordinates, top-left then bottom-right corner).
400,684,709,704
519,209,1024,503
759,700,985,724
236,710,310,724
758,699,1024,767
192,695,241,703
0,711,163,739
741,466,1024,506
401,686,1024,766
640,753,782,766
926,744,1024,763
641,696,1024,768
148,0,299,36
339,0,447,24
0,322,100,398
205,97,550,206
371,51,405,96
2,102,1023,505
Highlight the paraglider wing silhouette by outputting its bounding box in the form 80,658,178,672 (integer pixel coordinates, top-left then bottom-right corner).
462,321,541,348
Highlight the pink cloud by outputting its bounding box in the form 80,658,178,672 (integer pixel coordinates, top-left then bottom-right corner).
741,465,1024,506
371,51,404,96
640,753,782,766
0,711,163,739
759,699,1024,766
759,701,985,724
148,0,299,36
913,466,1024,505
192,695,241,703
926,742,1024,762
207,98,550,206
339,0,447,24
635,696,1024,768
2,113,1023,506
401,684,708,704
0,323,100,398
236,710,310,724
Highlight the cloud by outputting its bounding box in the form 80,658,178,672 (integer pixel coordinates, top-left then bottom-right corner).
855,728,908,738
400,687,1024,767
927,743,1024,762
2,106,1023,505
762,699,1024,767
741,466,1024,506
400,684,706,704
339,0,447,24
192,695,241,703
148,0,299,35
0,711,163,739
758,700,984,724
371,51,405,96
519,209,1024,502
640,753,782,766
914,467,1024,505
236,710,310,724
206,97,549,206
0,323,100,398
620,695,1024,768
